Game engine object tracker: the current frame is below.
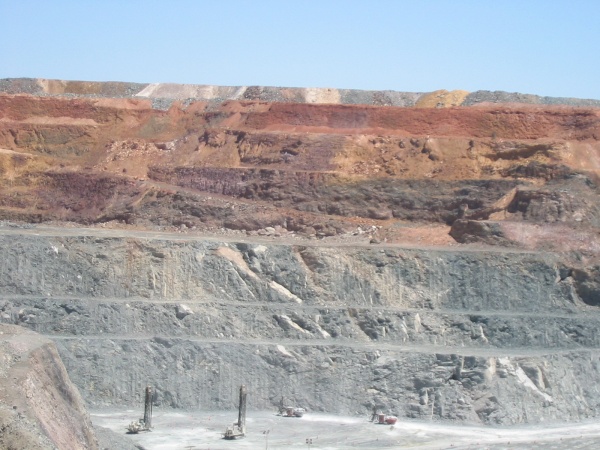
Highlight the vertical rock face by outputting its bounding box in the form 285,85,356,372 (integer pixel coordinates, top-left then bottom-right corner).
2,231,600,425
0,324,99,450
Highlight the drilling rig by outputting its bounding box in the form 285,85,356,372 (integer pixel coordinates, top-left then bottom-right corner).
223,385,247,439
127,385,153,434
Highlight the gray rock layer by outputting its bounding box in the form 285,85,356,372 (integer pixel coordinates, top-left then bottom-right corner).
2,78,599,107
1,231,599,425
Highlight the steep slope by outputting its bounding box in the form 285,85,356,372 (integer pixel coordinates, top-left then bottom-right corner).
0,82,599,254
1,79,600,428
1,229,600,425
0,324,99,450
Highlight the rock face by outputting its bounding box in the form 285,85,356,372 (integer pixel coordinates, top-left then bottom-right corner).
0,79,599,249
0,324,99,450
2,230,600,425
1,79,600,427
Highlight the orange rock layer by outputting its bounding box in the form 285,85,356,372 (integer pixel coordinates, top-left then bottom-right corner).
1,91,599,253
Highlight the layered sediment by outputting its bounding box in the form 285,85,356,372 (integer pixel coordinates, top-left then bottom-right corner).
1,78,600,426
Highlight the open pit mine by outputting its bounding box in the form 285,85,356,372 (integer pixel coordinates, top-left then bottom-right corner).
1,78,600,449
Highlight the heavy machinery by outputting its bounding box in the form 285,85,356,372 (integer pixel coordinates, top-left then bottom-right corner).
370,407,397,425
223,385,247,439
278,396,306,417
282,406,306,417
127,385,153,434
374,413,398,425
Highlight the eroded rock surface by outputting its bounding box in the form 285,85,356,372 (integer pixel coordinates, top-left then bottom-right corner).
1,79,600,427
0,324,98,450
0,79,599,251
1,230,600,425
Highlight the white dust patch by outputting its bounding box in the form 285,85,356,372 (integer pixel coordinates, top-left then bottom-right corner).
136,83,244,100
276,344,295,357
314,323,331,338
304,87,341,104
498,357,553,402
269,281,303,303
136,83,217,99
215,246,259,280
0,148,35,157
277,315,311,335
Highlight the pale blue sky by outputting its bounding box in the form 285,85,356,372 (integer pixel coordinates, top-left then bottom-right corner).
2,0,599,99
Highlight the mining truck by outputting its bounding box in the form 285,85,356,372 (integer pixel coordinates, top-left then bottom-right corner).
223,385,247,439
278,396,306,417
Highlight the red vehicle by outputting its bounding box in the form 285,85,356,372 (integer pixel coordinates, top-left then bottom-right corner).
373,412,397,425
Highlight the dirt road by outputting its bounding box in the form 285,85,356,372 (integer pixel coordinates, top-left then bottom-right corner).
91,409,600,449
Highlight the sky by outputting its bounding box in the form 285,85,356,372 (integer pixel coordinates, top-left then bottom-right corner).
2,0,600,99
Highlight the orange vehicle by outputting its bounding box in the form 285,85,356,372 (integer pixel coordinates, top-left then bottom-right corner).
375,413,397,425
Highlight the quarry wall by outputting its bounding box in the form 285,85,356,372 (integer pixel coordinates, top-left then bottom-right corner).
2,230,599,425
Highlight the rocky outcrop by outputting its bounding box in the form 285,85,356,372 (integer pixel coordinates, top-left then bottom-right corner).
1,82,600,249
1,79,600,430
448,220,510,245
0,324,99,450
568,266,600,306
2,230,600,425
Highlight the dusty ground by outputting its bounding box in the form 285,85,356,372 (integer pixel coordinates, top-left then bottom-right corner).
91,409,600,450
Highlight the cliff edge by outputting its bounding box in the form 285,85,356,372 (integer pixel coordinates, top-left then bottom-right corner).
0,324,99,450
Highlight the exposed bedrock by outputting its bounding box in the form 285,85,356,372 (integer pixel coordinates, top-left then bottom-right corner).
1,80,600,430
0,324,99,450
1,88,600,250
1,232,600,425
148,166,524,224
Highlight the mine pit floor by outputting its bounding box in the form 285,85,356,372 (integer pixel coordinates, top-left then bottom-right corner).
91,409,600,449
